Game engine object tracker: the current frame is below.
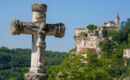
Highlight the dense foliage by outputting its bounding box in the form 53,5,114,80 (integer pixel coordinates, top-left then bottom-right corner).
102,28,108,37
87,24,97,33
99,26,130,79
121,18,130,28
80,32,88,37
0,47,68,80
47,19,130,80
48,50,112,80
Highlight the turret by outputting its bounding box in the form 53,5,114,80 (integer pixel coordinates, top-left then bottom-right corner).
116,14,120,28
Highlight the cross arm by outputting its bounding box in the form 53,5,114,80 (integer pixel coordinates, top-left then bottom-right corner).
46,23,65,38
10,19,39,35
10,20,65,38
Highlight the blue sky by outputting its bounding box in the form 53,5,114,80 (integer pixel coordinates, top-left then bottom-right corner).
0,0,130,52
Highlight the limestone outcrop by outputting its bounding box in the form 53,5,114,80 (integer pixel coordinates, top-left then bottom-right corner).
74,28,103,56
74,15,120,56
123,49,130,66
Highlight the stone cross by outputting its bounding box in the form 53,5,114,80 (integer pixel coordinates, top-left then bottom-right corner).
10,3,65,80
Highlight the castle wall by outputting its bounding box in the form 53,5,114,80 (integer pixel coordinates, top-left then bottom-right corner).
75,29,86,36
75,28,102,54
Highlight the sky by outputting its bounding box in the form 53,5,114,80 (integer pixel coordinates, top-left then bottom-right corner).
0,0,130,52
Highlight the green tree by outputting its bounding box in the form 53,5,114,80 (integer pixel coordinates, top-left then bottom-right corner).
125,18,130,27
121,21,125,28
0,47,68,80
87,24,97,33
128,34,130,48
100,39,117,53
121,18,130,28
80,32,87,37
48,19,130,80
102,28,108,37
9,77,17,80
48,49,112,80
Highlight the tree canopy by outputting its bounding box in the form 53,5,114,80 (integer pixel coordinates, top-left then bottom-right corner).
87,24,97,33
0,47,68,80
47,19,130,80
80,32,88,37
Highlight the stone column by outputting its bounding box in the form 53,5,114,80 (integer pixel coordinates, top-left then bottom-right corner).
25,4,48,80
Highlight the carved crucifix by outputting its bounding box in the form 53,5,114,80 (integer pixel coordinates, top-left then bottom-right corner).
10,4,65,80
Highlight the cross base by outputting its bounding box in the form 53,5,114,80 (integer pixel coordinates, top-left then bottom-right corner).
25,73,48,80
29,68,44,73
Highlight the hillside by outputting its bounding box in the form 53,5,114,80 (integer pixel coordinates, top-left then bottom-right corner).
47,19,130,80
0,47,68,80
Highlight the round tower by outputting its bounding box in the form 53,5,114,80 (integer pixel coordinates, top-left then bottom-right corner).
116,13,120,28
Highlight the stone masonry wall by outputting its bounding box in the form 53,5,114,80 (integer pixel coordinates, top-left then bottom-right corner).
74,28,103,55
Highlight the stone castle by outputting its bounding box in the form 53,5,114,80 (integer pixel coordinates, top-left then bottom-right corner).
74,14,120,55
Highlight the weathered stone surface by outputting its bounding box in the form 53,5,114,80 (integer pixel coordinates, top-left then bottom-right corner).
74,28,102,55
10,3,66,80
123,49,130,59
123,49,130,66
25,73,48,80
10,20,65,38
32,4,47,23
30,4,47,75
32,4,47,12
